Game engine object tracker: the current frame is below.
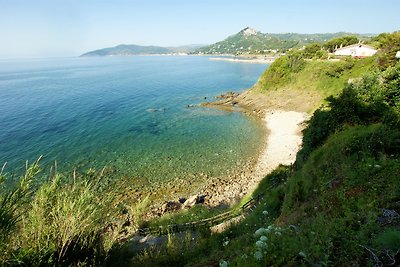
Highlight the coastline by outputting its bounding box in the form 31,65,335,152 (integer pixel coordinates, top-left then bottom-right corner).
198,95,308,207
209,56,276,64
144,91,308,218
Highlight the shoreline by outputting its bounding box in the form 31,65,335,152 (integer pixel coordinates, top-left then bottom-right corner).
198,99,308,207
144,91,308,217
209,56,276,64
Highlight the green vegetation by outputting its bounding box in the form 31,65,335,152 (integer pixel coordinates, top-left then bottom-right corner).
126,32,400,266
0,162,146,266
323,35,360,53
193,28,371,55
373,31,400,69
80,44,203,56
1,31,399,266
252,50,376,113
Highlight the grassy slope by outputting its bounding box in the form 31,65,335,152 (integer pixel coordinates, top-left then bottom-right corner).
252,56,376,113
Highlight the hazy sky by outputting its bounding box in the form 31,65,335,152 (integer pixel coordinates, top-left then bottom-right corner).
1,0,399,59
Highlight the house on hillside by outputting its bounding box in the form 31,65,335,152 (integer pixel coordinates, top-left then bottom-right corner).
334,44,377,58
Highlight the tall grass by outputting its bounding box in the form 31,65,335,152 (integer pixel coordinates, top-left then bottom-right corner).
0,159,144,266
0,158,40,264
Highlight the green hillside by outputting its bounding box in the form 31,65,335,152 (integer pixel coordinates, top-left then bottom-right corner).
193,27,372,55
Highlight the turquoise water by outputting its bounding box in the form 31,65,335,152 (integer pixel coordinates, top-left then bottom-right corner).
0,56,267,182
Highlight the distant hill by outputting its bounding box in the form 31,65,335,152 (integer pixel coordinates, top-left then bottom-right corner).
81,28,373,57
192,27,373,55
80,44,204,57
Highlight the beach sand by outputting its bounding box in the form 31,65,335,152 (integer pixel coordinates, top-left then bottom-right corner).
209,56,276,64
199,109,308,207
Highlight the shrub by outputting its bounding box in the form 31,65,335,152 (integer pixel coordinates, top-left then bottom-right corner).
256,51,305,90
297,64,399,166
373,31,400,70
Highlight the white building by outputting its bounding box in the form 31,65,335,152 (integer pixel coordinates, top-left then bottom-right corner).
334,44,377,58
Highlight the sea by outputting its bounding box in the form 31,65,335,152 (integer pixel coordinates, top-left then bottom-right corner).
0,56,268,183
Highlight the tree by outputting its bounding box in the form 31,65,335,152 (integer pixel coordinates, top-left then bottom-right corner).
302,43,322,59
373,31,400,70
323,36,359,53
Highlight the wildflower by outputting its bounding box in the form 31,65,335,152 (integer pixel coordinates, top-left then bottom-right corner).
223,240,229,246
262,210,268,215
254,227,268,236
254,250,263,261
299,251,306,258
256,240,267,249
259,235,268,242
219,260,228,267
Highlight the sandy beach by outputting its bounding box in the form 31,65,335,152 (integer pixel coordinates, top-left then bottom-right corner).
209,56,276,64
199,108,308,207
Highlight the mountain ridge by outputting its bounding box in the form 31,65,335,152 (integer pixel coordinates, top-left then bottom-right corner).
80,27,374,57
192,27,373,55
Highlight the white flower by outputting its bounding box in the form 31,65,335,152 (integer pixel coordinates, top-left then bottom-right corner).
299,251,306,258
256,240,267,249
223,240,229,246
254,227,268,236
254,250,263,261
259,235,268,242
262,210,269,215
219,260,228,267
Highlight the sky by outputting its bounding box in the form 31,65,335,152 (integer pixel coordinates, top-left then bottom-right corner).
0,0,399,59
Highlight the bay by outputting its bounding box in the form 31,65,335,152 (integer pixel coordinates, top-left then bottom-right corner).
0,56,268,182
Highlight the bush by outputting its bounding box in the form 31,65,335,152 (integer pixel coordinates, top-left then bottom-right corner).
297,63,400,166
256,51,305,90
373,31,400,70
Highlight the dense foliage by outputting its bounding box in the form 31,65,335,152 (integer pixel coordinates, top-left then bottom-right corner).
323,36,360,53
193,28,369,55
297,62,400,166
373,31,400,69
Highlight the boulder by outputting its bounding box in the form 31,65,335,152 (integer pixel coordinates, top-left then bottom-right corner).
178,197,187,204
161,201,182,214
197,195,206,204
182,195,198,209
